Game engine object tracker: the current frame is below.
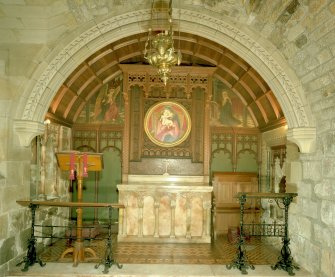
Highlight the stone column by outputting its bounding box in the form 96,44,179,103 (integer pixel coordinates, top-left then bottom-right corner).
138,196,144,238
203,200,211,238
186,197,191,239
154,201,160,238
122,198,128,236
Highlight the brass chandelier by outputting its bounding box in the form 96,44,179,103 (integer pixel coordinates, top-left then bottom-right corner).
144,0,182,85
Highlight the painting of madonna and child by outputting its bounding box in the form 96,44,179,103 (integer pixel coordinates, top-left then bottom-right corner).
144,101,191,148
76,76,124,124
210,80,255,128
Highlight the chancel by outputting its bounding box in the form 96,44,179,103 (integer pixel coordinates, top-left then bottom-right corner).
1,1,334,277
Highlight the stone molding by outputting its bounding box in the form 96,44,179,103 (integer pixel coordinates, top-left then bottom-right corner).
287,127,316,153
14,120,45,147
17,8,314,142
261,126,316,154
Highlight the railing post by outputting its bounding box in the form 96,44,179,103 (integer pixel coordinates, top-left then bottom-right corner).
95,206,123,273
16,203,46,272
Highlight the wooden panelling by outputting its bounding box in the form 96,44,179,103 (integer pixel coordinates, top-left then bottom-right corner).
212,172,259,237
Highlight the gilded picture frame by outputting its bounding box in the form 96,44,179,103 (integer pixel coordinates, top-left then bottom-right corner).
144,101,191,148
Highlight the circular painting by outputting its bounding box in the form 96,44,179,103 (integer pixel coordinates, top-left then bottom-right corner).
144,101,191,147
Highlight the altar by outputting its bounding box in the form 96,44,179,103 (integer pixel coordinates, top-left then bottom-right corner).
117,175,213,243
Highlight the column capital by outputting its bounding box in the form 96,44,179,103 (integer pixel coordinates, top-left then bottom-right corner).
287,127,316,153
14,120,45,147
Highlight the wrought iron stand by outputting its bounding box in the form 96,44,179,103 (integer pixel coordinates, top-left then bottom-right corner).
227,192,299,275
16,203,46,272
271,195,300,275
95,206,123,273
226,194,255,274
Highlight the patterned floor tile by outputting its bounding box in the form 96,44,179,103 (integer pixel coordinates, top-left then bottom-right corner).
39,235,280,265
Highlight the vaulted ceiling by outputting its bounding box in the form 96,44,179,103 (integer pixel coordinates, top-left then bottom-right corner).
47,31,285,131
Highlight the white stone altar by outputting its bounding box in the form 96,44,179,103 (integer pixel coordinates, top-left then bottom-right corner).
117,175,213,243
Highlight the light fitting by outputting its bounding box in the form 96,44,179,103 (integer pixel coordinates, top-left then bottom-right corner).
144,0,182,85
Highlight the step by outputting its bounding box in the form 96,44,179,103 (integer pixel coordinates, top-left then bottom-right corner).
8,263,312,277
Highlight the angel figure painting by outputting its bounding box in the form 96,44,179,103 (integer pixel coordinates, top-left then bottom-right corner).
94,83,120,122
75,77,124,124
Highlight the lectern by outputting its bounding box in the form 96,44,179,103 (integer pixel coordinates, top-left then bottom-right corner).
56,151,103,266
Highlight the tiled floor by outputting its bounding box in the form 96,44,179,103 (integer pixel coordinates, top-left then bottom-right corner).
40,235,281,266
10,235,311,277
10,263,311,277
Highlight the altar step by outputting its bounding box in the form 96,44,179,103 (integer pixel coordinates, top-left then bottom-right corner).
8,263,312,277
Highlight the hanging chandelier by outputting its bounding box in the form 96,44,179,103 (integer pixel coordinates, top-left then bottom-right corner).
144,0,182,85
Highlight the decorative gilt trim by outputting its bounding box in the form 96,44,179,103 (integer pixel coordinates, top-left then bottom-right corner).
14,120,45,147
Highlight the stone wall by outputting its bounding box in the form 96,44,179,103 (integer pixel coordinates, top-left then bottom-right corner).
254,1,335,275
289,143,335,276
0,116,31,276
266,2,335,276
0,122,71,276
0,1,334,276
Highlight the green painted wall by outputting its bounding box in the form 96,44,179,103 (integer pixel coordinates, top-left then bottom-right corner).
210,149,258,178
211,150,233,173
98,149,121,222
236,150,258,172
71,149,121,223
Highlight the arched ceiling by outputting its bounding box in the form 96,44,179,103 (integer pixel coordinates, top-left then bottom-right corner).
47,31,285,131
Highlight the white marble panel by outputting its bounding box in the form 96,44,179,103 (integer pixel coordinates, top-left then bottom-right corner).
117,180,212,243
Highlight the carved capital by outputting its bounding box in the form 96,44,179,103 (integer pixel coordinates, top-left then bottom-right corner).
287,127,316,153
14,120,45,147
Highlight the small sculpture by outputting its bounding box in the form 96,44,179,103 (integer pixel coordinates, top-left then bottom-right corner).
279,176,286,193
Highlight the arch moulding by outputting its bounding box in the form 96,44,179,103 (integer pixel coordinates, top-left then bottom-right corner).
14,9,315,152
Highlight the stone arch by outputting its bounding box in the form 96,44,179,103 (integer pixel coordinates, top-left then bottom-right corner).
14,9,315,151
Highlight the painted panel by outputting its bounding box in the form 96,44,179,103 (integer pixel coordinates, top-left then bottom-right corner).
76,76,124,124
210,79,255,128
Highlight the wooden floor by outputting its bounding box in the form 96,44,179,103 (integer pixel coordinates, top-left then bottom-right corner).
40,234,281,266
